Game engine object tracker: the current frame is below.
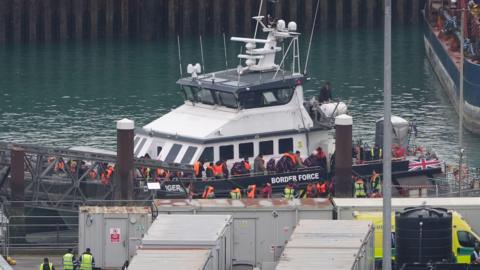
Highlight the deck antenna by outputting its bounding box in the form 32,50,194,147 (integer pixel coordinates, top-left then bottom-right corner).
200,35,206,73
177,35,183,77
223,33,228,68
303,0,320,75
253,0,264,39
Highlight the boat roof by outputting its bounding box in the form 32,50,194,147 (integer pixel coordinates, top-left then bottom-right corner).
176,69,305,94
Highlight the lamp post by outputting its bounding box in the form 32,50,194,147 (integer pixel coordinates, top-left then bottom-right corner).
382,0,392,269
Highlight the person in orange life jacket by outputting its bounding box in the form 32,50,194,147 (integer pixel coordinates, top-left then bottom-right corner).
213,161,224,179
205,162,215,178
193,160,204,178
247,184,256,199
283,152,298,169
243,157,251,172
295,151,305,168
202,185,215,199
261,183,272,198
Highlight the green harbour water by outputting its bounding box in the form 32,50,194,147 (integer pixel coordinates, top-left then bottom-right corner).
1,25,479,167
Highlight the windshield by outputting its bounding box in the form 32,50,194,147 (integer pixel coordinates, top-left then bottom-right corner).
239,87,294,109
182,86,238,108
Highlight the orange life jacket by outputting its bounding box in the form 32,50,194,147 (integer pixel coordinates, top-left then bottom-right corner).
213,164,224,176
316,182,327,195
55,160,65,171
284,153,297,165
202,186,214,199
247,185,256,199
106,167,114,178
244,161,251,171
194,161,201,176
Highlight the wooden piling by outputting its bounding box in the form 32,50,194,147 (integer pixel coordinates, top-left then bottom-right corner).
213,0,222,34
289,0,297,22
59,0,68,40
243,0,252,35
183,0,193,34
28,0,38,42
275,0,282,19
228,0,237,34
320,0,328,29
10,148,26,241
11,148,25,205
0,0,5,43
90,0,98,39
396,0,405,24
106,0,114,37
13,0,22,42
74,0,83,39
116,119,135,201
334,115,353,198
43,0,52,41
168,0,176,33
351,0,360,28
304,0,313,32
411,0,420,23
198,0,206,34
336,0,344,29
366,0,376,27
120,0,129,37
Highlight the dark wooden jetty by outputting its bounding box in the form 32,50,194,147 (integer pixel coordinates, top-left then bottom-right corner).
0,0,424,43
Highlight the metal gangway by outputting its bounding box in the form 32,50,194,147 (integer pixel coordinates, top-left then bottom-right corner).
0,141,192,211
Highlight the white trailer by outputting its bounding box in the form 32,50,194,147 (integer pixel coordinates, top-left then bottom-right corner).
276,219,375,270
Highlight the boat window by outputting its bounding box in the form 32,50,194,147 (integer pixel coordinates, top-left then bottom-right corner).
279,138,293,153
164,144,182,163
217,92,238,108
276,88,293,103
239,87,294,109
199,147,214,162
197,88,216,105
220,145,234,161
259,140,274,155
181,146,198,164
182,86,196,102
239,142,254,158
157,146,163,157
458,231,476,247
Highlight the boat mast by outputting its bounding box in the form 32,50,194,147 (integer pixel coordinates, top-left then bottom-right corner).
382,0,392,269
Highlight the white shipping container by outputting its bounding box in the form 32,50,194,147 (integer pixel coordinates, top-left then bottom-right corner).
276,220,375,270
129,249,214,270
153,198,333,268
141,214,233,270
78,206,152,270
333,197,480,233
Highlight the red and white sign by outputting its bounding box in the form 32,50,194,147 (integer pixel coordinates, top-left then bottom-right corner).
110,228,120,244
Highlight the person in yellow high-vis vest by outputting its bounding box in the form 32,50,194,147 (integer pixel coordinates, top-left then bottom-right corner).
39,258,55,270
79,248,95,270
62,248,76,270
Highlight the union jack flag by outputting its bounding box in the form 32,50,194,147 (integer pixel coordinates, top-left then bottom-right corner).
408,158,441,171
